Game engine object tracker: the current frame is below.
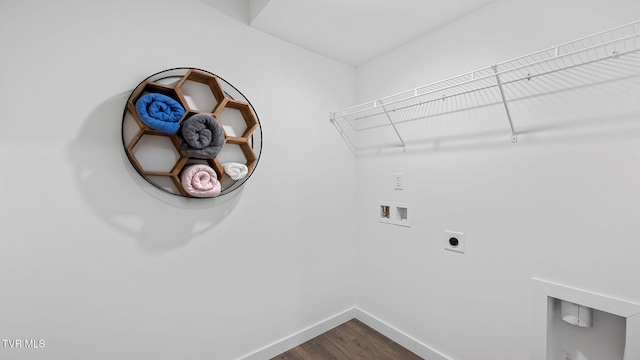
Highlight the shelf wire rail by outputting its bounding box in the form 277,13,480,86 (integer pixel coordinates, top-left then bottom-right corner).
330,20,640,153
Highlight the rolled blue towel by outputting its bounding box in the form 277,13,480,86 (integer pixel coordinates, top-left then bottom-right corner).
179,114,225,159
135,93,185,134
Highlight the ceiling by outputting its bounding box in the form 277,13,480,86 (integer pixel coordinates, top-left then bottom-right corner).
201,0,499,66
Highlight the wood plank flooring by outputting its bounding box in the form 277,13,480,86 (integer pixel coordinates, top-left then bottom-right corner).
271,319,423,360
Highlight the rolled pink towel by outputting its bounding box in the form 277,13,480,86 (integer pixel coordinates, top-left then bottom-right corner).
180,164,221,198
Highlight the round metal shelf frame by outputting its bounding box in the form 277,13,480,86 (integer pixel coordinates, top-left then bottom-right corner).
121,67,263,198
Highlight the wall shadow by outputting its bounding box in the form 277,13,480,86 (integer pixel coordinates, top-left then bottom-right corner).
68,93,242,253
354,109,640,158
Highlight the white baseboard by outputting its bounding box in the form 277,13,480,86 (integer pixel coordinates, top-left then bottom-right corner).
354,308,450,360
236,307,356,360
237,306,450,360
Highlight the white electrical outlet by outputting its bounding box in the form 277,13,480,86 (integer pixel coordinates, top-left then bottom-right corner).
444,230,465,253
394,173,403,190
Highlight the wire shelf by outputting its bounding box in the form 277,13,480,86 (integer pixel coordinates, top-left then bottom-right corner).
330,20,640,153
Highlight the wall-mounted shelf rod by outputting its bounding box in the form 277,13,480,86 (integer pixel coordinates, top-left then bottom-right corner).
345,31,639,123
329,20,640,154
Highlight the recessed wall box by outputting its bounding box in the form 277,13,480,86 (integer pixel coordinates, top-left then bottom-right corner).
378,203,393,224
378,202,410,227
394,204,410,227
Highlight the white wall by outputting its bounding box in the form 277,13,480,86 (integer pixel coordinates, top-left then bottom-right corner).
355,0,640,359
3,0,639,359
0,1,357,359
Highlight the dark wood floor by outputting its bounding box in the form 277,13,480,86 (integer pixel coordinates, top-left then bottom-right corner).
271,319,423,360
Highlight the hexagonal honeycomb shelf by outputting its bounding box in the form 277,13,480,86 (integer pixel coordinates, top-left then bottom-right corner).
219,100,259,141
127,81,188,134
176,69,226,113
129,133,185,174
122,68,262,198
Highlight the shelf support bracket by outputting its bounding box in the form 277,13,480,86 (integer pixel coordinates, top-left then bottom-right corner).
493,65,518,143
378,100,407,151
329,112,357,155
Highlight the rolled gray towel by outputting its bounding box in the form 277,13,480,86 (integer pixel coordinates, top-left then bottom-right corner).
179,114,225,159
